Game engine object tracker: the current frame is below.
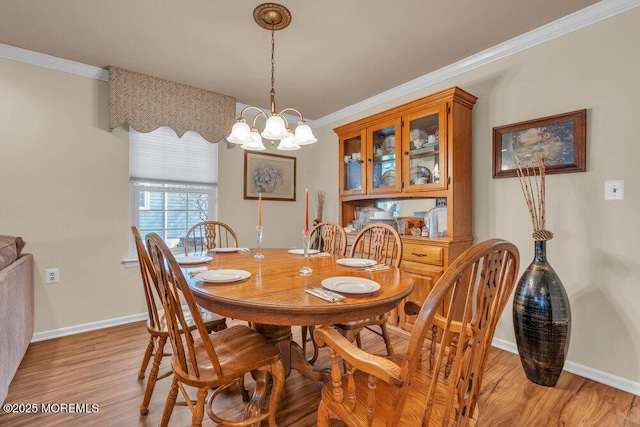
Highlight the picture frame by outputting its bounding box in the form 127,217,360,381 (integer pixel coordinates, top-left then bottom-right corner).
244,151,296,201
492,109,587,178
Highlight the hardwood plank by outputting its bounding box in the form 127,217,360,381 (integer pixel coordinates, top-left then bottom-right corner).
2,320,638,426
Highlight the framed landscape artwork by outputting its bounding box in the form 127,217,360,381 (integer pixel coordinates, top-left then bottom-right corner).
492,109,587,178
244,151,296,201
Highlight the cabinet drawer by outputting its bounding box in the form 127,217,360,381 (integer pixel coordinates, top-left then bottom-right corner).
402,243,444,266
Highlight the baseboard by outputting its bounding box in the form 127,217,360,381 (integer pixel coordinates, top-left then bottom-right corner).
31,313,147,343
492,337,640,397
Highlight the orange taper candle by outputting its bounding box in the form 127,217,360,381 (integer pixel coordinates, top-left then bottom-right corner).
304,189,309,233
258,193,262,228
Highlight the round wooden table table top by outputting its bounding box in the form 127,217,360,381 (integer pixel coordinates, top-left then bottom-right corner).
184,248,414,326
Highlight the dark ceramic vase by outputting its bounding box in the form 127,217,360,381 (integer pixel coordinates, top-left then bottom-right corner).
513,240,571,387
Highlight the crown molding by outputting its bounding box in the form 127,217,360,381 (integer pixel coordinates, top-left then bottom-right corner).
0,43,109,81
1,0,638,130
314,0,640,128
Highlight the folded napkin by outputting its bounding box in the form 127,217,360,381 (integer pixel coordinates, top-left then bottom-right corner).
187,267,209,277
311,252,332,258
363,264,391,272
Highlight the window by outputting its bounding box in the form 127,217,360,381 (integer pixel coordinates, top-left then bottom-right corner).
133,182,215,251
129,126,218,257
139,191,150,210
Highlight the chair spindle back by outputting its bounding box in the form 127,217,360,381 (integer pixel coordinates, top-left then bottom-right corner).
146,232,224,379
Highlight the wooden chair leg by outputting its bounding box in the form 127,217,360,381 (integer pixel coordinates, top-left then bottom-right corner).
239,374,250,402
379,323,394,356
301,325,309,356
138,335,155,379
191,387,208,427
302,325,319,364
317,399,332,427
161,376,179,427
140,335,167,415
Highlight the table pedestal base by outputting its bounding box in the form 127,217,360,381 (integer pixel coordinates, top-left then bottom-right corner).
253,323,329,381
240,324,328,426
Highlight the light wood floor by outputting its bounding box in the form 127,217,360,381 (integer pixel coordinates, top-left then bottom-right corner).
2,320,638,426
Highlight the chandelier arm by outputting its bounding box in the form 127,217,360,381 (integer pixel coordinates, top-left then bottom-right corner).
238,105,269,121
278,107,305,122
251,112,269,129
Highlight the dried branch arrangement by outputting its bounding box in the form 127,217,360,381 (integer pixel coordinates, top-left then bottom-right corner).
514,155,554,241
315,190,327,222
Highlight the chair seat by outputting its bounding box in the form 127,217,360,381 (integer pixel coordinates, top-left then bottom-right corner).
320,355,478,426
149,305,226,334
175,325,282,387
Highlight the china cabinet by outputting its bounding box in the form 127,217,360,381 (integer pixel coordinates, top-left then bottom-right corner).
335,86,477,335
338,117,403,196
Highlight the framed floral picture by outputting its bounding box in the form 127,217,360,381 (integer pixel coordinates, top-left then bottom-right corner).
244,151,296,201
492,109,587,178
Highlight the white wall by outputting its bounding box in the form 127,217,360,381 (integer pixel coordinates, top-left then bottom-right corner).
315,8,640,385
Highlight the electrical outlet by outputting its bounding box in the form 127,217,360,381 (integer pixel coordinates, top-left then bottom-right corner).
45,268,60,284
604,180,624,201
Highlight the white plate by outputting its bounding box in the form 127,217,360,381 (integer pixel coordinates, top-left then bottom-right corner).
336,258,377,268
194,269,251,283
176,255,213,265
211,247,239,253
288,248,321,255
321,277,381,294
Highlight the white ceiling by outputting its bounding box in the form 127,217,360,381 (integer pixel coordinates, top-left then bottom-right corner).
0,0,603,121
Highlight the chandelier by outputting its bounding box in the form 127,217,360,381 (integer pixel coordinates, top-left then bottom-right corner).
227,3,317,151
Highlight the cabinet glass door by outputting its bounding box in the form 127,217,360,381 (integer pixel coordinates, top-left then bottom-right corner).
403,106,447,191
339,130,366,195
368,118,402,194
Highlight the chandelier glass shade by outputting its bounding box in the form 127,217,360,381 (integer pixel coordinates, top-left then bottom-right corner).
227,3,317,151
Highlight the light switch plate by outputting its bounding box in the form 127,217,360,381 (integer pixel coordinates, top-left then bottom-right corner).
604,180,624,200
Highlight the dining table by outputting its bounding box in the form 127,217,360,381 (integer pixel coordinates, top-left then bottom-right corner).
180,246,413,419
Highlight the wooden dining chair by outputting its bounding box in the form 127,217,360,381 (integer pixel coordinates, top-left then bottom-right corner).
333,222,403,356
309,221,348,256
301,221,348,363
131,226,228,416
184,220,239,253
145,232,285,427
314,238,520,426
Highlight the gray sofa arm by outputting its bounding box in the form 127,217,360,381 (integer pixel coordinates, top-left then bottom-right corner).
0,253,34,404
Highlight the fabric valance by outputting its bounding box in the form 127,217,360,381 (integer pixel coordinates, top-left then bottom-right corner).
108,66,236,143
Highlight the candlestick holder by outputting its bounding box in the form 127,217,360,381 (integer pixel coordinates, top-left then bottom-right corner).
255,225,265,259
299,231,313,275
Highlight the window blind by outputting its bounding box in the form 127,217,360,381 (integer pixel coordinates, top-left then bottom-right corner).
129,126,218,185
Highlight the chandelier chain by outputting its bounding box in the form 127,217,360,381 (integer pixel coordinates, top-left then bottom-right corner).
271,25,276,96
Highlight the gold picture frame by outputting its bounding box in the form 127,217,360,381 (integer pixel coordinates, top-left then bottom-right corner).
244,151,296,201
